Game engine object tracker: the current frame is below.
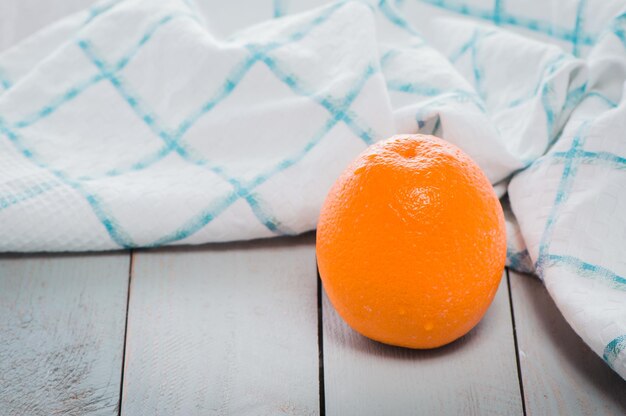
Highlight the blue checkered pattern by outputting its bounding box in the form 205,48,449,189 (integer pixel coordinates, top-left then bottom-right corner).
533,118,626,290
605,335,626,370
509,73,626,374
415,0,595,56
0,1,383,248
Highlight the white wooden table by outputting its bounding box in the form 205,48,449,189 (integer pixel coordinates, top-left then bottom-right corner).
1,233,625,415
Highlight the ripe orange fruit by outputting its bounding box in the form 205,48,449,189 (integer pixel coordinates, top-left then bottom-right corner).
316,134,506,349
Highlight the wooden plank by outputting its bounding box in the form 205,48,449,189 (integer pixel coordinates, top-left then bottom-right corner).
121,233,320,415
508,270,626,415
322,271,523,415
0,252,130,416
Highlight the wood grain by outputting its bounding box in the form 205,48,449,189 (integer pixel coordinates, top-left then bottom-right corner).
121,234,320,416
508,270,626,416
321,271,523,416
0,252,130,416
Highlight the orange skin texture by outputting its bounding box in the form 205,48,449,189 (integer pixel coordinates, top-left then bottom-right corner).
316,135,506,349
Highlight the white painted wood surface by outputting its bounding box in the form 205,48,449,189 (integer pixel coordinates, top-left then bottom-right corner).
121,234,320,416
0,252,130,416
321,271,524,416
509,270,626,416
2,242,626,415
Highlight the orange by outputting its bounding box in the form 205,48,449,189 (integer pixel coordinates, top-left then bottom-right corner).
316,134,506,349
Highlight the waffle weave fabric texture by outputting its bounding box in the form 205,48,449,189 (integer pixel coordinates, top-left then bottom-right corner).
0,0,625,378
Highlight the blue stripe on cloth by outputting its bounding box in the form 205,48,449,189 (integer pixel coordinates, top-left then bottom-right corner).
603,335,626,368
13,74,105,128
610,13,626,49
84,0,123,25
541,80,589,148
262,1,347,45
541,83,558,144
253,50,376,145
546,254,626,290
273,0,286,17
85,46,259,178
470,31,485,98
77,40,185,152
175,1,348,140
148,189,241,247
166,51,260,140
506,54,568,108
447,30,495,99
13,2,346,133
563,82,588,112
571,0,587,56
379,44,428,68
415,90,487,115
0,117,135,248
182,0,203,17
114,13,200,69
0,181,61,211
536,121,590,271
13,12,196,130
417,0,596,46
386,80,446,96
540,85,616,147
78,143,175,180
541,62,586,147
551,150,626,170
449,30,479,63
68,1,348,186
0,67,11,91
380,49,399,67
245,193,295,235
586,91,619,108
247,63,377,190
378,0,422,38
149,63,376,246
505,55,611,151
78,40,291,236
420,0,493,20
493,0,503,26
386,79,485,114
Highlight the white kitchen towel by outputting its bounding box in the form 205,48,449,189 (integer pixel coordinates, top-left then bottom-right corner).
0,0,625,378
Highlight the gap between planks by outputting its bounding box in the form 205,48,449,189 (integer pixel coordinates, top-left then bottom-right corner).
0,251,131,416
506,268,528,416
319,268,524,416
119,234,320,415
7,238,623,415
316,272,326,416
508,269,626,415
117,250,134,416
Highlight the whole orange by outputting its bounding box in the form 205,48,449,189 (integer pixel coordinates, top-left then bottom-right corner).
316,134,506,348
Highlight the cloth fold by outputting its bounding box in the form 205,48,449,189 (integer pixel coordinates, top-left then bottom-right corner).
0,0,625,379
